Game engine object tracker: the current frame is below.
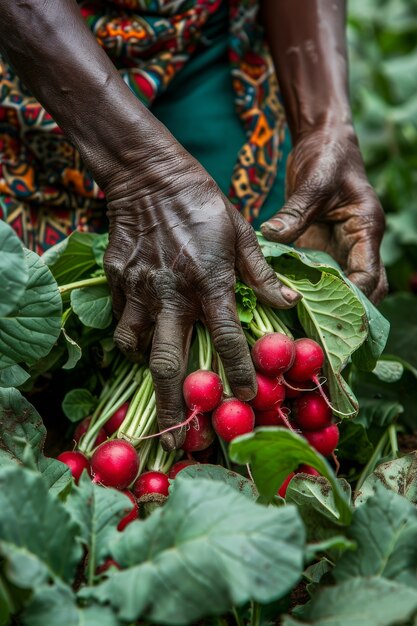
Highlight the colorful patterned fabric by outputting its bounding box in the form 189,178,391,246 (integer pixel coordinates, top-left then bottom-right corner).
0,0,286,253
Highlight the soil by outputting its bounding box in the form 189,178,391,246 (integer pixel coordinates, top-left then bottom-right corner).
398,432,417,454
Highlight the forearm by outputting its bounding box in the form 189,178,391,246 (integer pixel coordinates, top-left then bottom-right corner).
261,0,352,140
0,0,177,188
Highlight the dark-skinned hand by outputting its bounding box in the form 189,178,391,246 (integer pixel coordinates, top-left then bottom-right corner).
261,125,388,304
103,149,301,451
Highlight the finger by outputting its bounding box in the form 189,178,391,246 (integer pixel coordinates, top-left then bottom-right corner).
113,297,154,359
260,186,324,244
104,251,127,320
368,263,388,305
344,204,385,299
149,309,193,451
233,215,301,308
202,291,257,401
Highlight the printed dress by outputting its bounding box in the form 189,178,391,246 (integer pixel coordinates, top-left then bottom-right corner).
0,0,290,254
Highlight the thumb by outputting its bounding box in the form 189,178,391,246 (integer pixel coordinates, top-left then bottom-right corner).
260,188,321,244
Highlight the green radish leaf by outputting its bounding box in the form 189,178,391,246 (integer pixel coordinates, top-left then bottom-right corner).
235,280,257,324
282,578,417,626
0,466,82,584
65,475,133,572
229,429,352,524
92,233,109,269
355,398,403,429
0,221,28,317
305,536,356,563
285,475,352,545
62,388,98,422
0,249,62,367
257,235,389,370
22,585,119,626
81,476,305,624
1,542,117,626
0,357,30,388
290,274,366,417
45,231,99,285
335,485,417,589
71,284,113,329
355,453,417,507
372,359,404,382
0,388,72,495
337,421,374,464
62,328,82,370
179,463,259,500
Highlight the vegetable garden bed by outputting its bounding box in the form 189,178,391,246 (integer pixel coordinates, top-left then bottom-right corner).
2,218,417,626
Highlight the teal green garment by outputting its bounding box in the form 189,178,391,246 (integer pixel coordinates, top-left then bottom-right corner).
151,3,291,229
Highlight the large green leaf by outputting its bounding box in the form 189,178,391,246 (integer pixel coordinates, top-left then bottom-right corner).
65,475,133,572
335,485,417,588
0,249,62,367
0,466,82,583
286,476,351,544
283,577,417,626
1,544,117,626
0,356,30,388
22,585,119,626
356,454,417,506
180,463,259,500
45,231,100,285
71,284,113,329
229,429,352,524
0,388,71,495
0,221,28,317
258,235,388,370
82,476,305,624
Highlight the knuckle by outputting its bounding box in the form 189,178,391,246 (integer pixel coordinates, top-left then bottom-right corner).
150,346,183,383
211,320,245,361
113,323,138,354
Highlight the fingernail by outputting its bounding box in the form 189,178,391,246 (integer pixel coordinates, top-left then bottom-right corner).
161,432,175,452
238,386,257,402
282,287,302,304
261,219,287,233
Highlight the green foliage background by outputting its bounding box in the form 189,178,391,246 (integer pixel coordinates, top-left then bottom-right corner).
348,0,417,291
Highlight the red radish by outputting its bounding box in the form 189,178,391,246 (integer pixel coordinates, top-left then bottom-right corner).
74,417,107,447
104,402,130,435
304,424,340,457
183,370,223,413
133,470,170,498
251,333,295,377
168,460,198,479
57,451,91,483
297,465,320,476
117,490,139,531
91,440,139,489
286,338,324,383
293,392,333,431
255,408,287,427
181,412,215,452
249,372,286,412
212,398,255,442
277,472,295,498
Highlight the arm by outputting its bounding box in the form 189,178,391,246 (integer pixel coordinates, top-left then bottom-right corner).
0,0,300,449
260,0,387,303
